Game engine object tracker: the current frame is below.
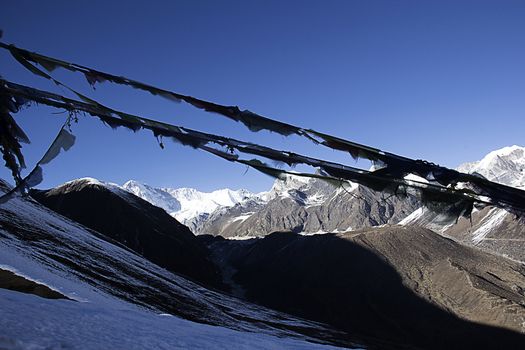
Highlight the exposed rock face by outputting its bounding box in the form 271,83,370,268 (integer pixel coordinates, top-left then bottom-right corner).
199,180,418,237
0,268,69,300
202,226,525,349
30,178,224,289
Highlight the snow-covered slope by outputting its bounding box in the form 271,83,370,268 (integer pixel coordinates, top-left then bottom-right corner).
0,180,356,349
0,288,346,350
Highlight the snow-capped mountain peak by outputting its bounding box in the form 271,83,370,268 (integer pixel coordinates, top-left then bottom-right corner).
57,177,115,190
264,173,342,203
457,145,525,189
265,174,313,200
166,187,254,208
119,171,414,237
52,178,128,198
165,187,259,223
120,181,260,226
120,175,345,233
123,180,182,214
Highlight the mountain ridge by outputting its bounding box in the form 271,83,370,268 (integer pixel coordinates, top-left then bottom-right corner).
122,172,418,237
84,145,525,242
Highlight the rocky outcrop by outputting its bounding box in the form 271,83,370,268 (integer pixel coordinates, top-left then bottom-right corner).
0,268,69,300
197,175,419,237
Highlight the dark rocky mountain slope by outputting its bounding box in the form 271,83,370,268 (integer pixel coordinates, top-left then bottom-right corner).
201,226,525,349
30,178,223,289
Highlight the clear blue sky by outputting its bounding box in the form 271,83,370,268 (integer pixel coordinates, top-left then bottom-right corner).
1,0,524,192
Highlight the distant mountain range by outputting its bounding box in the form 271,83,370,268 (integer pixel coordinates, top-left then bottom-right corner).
122,180,262,233
123,170,419,238
121,146,525,249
